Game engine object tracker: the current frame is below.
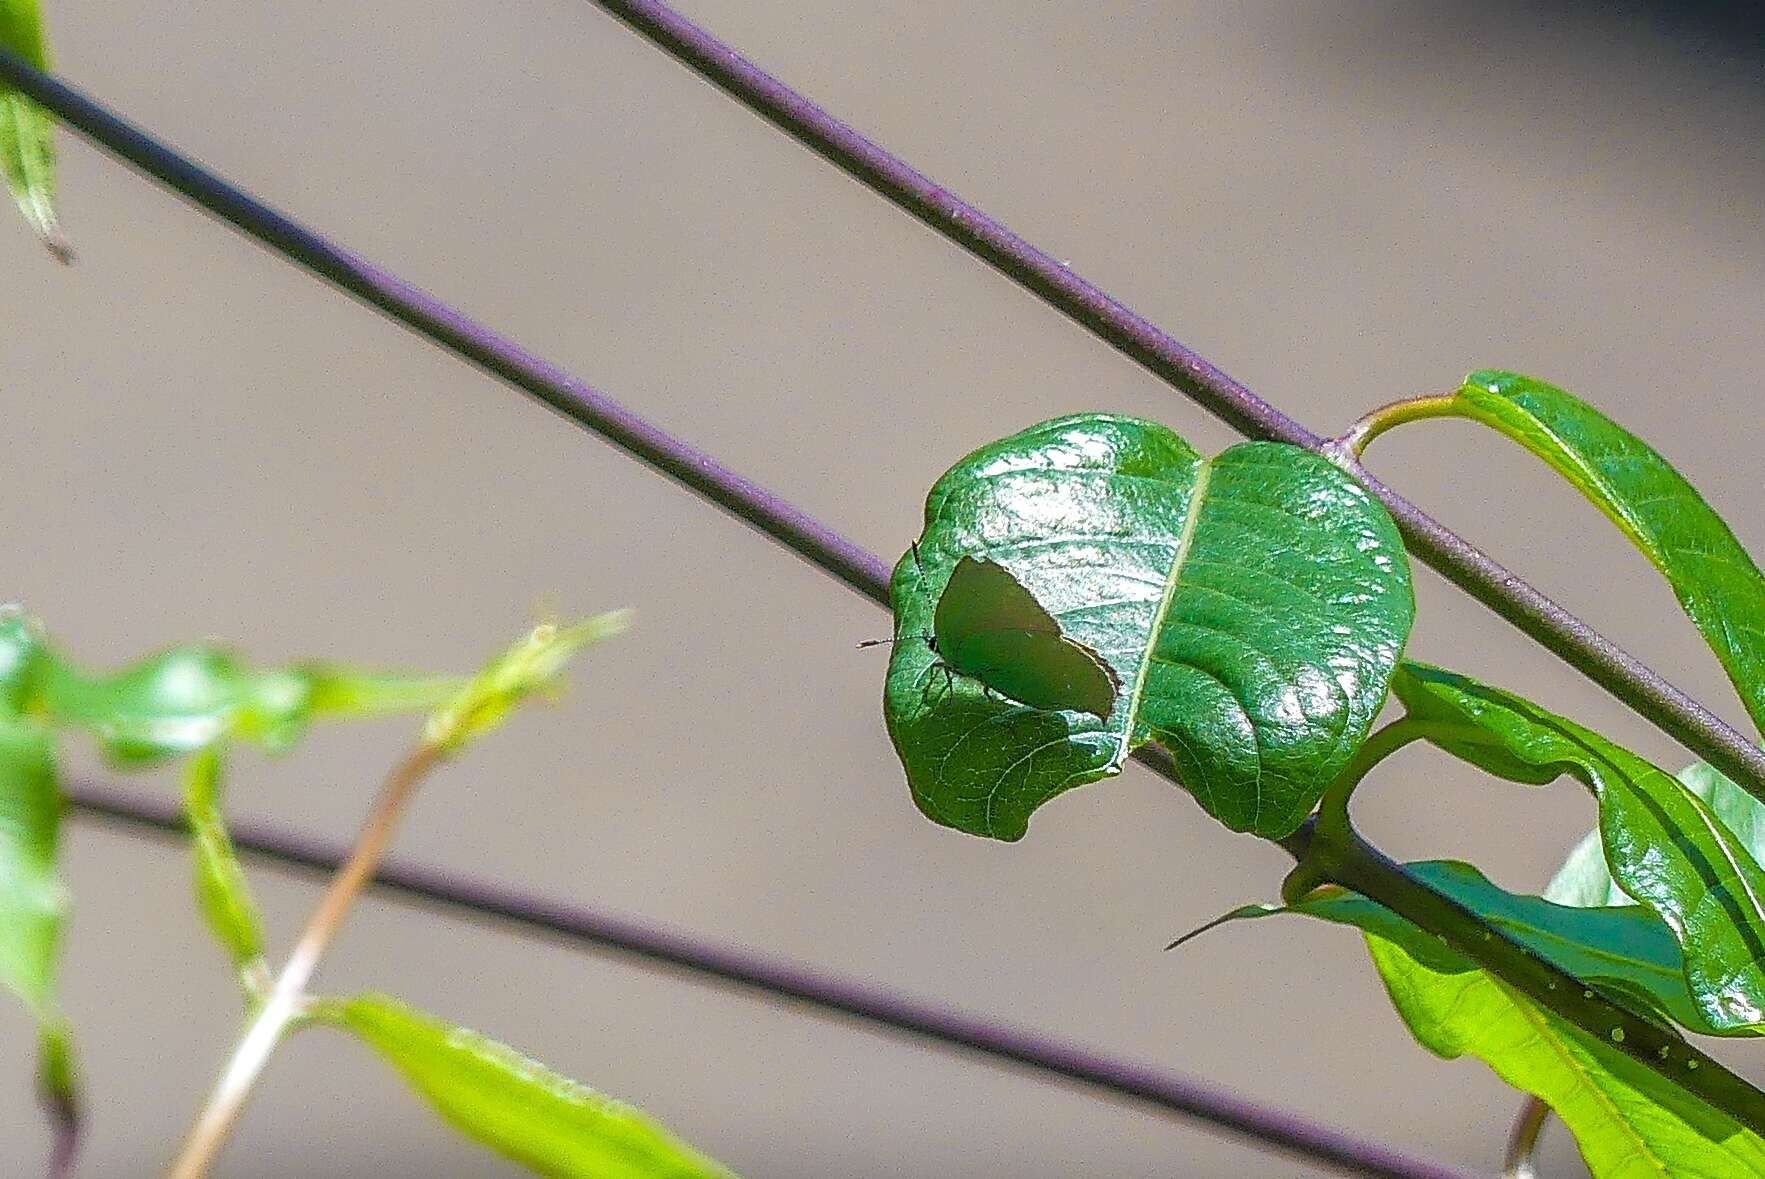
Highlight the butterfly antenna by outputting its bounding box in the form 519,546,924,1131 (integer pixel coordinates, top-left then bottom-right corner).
855,637,899,649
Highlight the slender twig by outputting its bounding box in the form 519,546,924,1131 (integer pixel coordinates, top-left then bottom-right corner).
567,2,1765,809
67,780,1478,1179
2,44,1759,1134
164,745,443,1179
1504,1098,1550,1179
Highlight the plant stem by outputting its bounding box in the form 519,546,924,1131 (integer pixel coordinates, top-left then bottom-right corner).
1304,822,1765,1132
1312,717,1430,847
1504,1097,1549,1179
1330,395,1464,460
163,744,442,1179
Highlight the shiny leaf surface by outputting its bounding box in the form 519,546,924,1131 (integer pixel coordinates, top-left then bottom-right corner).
1550,761,1765,913
1396,662,1765,1031
885,414,1414,839
1453,370,1765,736
325,995,735,1179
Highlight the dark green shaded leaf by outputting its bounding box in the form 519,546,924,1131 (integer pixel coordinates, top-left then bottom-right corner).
1189,859,1741,1035
183,746,264,973
1370,935,1765,1179
1455,371,1765,737
1205,867,1765,1175
885,415,1414,840
0,0,67,259
1395,663,1765,1031
324,995,735,1179
1547,762,1765,912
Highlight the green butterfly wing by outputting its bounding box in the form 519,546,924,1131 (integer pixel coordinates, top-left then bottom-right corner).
933,557,1120,719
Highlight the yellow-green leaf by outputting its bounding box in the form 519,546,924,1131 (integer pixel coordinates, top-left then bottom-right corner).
0,0,68,260
183,746,264,975
1371,935,1765,1178
324,995,735,1179
424,613,632,756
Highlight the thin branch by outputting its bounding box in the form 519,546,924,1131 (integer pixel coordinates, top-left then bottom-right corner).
2,35,1760,1145
66,780,1478,1179
1288,822,1765,1131
165,745,444,1179
569,1,1765,810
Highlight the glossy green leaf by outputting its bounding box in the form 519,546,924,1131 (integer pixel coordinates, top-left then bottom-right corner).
1551,761,1765,913
1395,662,1765,1031
884,414,1414,840
1452,370,1765,736
1187,859,1742,1035
423,612,632,755
183,746,264,974
324,995,735,1179
1369,935,1765,1179
0,0,67,260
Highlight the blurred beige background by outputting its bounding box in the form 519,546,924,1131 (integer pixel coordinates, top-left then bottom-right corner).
1,1,1762,1175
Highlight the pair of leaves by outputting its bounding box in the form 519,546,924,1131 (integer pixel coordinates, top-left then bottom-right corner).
883,414,1415,840
1186,867,1765,1178
1395,663,1765,1033
1369,935,1765,1179
0,0,66,259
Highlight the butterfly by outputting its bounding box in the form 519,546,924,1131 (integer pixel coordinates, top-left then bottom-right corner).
866,552,1121,722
